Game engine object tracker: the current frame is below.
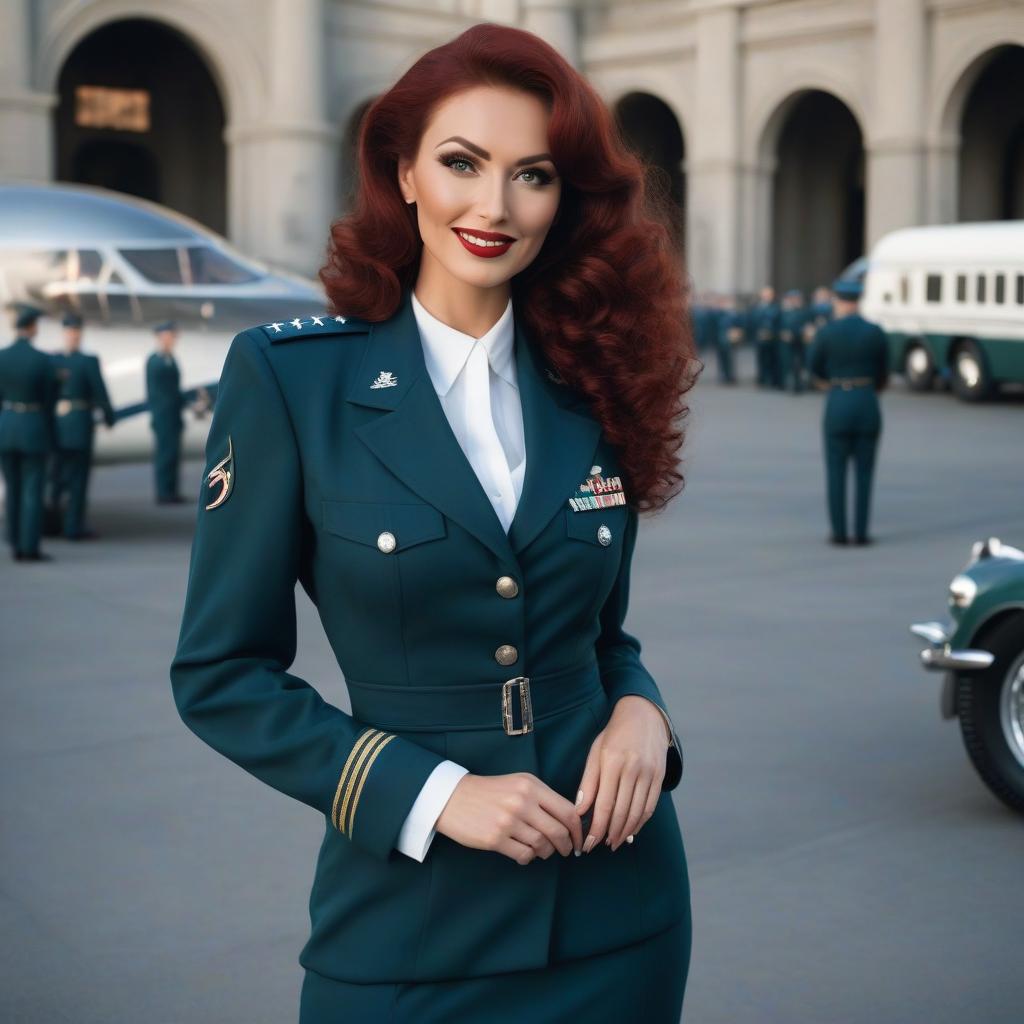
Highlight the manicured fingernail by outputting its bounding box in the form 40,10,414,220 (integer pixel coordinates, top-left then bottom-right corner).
583,834,597,853
575,789,584,807
574,848,581,857
625,834,634,843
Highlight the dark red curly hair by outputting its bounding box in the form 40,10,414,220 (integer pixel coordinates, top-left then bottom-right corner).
319,22,700,514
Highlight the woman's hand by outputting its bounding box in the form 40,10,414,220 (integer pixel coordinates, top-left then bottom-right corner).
575,695,669,853
435,772,584,865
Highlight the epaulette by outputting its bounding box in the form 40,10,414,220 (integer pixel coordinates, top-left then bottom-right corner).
257,313,371,343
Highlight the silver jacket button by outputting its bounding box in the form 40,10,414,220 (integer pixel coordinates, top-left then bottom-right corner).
377,530,397,553
495,576,519,599
597,524,612,546
494,644,519,666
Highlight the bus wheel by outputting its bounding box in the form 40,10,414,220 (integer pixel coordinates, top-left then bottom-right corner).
904,343,935,392
950,340,994,402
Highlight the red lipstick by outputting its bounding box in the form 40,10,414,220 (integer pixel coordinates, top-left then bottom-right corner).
451,227,516,259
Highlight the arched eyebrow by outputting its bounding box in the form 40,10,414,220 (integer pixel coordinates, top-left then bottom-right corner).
434,135,554,165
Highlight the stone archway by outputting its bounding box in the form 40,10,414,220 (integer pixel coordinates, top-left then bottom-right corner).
54,17,227,233
758,89,865,295
613,91,687,250
951,45,1024,221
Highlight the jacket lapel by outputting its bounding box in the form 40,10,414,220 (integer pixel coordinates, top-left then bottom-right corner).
506,311,602,554
346,287,602,564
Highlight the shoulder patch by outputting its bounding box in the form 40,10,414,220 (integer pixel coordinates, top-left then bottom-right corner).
257,313,371,344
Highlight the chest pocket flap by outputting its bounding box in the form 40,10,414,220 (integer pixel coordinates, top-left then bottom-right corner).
322,500,446,551
564,505,627,545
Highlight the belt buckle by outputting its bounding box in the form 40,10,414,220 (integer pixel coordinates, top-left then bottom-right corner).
502,676,532,735
56,399,71,416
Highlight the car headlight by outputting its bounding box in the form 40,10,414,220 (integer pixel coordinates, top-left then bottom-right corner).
948,574,977,610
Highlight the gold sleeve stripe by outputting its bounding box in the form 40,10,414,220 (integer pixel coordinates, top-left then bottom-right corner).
344,733,397,838
337,729,393,836
331,728,383,831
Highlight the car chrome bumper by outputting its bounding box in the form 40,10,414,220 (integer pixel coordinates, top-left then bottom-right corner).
910,621,995,671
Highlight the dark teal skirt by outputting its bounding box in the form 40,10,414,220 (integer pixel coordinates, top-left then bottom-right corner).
299,912,691,1023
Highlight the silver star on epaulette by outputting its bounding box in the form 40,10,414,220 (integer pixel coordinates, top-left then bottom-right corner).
311,315,324,326
334,315,346,322
267,322,284,333
290,318,304,329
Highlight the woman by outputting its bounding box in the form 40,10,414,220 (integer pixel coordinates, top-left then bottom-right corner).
170,22,698,1022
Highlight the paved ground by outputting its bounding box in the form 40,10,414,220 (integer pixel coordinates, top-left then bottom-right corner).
2,351,1022,1023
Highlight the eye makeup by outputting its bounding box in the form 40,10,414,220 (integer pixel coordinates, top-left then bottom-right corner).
436,149,556,187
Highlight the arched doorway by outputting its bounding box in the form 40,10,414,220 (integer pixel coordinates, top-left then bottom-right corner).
55,18,227,233
956,45,1024,221
613,92,687,250
766,90,864,295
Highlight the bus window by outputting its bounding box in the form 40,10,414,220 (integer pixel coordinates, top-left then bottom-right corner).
956,274,967,302
994,274,1005,304
976,274,986,303
1017,274,1024,305
926,274,942,303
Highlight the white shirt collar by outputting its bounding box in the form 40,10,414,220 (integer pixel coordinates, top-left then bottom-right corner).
411,290,516,397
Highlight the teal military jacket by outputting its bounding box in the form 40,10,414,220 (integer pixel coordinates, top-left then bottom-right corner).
145,351,183,432
750,300,781,341
779,305,808,345
51,351,115,450
0,336,57,454
808,313,889,387
170,287,687,984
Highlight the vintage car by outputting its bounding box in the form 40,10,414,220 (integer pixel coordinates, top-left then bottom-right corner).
911,537,1024,813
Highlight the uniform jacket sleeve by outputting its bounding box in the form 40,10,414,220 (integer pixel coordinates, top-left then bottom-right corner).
808,329,829,382
169,329,449,862
88,355,116,426
594,503,683,790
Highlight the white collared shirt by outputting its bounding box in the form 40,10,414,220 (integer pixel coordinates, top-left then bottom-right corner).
394,290,672,862
394,291,525,862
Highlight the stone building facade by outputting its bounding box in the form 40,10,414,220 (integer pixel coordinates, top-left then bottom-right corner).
1,0,1020,295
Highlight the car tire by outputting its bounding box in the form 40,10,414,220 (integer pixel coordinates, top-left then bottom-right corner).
949,339,994,402
956,614,1024,814
903,342,935,392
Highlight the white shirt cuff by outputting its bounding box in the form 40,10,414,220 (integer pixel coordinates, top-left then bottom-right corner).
395,759,470,862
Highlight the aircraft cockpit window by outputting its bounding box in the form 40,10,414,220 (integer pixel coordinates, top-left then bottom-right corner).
120,248,185,285
186,247,260,285
74,250,104,282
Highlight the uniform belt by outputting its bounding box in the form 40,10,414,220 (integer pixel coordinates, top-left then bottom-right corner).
56,398,91,415
829,377,874,390
345,656,603,736
1,400,43,412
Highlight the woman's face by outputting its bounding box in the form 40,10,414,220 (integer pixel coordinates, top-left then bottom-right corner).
398,85,561,291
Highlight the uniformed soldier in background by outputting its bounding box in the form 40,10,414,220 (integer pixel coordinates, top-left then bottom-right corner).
0,304,57,561
778,289,809,394
808,278,889,546
805,285,833,345
146,320,186,504
750,285,782,389
715,293,744,385
45,312,116,540
689,292,712,359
